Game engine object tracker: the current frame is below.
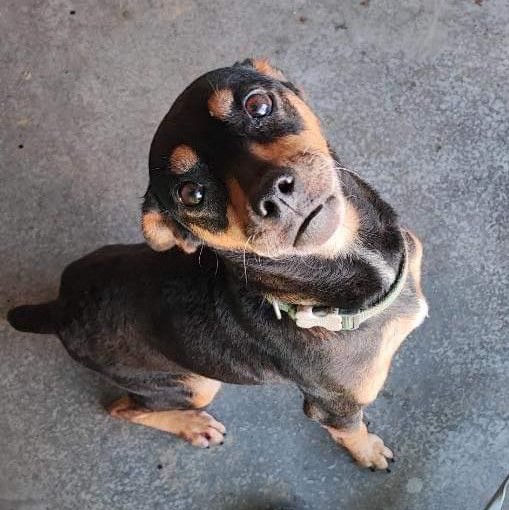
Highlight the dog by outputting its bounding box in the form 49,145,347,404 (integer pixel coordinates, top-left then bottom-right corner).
7,58,428,471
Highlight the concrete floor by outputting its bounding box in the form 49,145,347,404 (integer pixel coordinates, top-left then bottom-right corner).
1,0,508,509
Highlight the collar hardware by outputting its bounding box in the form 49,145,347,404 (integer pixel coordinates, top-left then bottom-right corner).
267,234,409,332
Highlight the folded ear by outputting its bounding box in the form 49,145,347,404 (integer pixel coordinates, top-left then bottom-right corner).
235,57,304,98
141,188,200,254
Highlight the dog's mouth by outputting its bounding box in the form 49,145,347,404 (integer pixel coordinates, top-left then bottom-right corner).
294,204,324,246
293,195,341,249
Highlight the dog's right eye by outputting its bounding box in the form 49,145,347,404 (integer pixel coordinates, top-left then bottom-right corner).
178,182,204,206
243,90,272,118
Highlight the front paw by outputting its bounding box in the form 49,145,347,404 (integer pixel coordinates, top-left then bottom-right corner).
350,432,394,471
327,424,394,471
178,410,227,448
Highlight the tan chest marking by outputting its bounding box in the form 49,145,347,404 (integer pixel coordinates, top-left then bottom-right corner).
354,231,428,405
355,300,428,405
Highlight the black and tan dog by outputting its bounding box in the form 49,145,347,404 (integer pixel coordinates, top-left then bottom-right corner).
7,59,428,471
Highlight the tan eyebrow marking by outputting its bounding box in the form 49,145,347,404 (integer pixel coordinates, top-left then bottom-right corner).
252,58,287,81
170,145,199,174
208,89,234,120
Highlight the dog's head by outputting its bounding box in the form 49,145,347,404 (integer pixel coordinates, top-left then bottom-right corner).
143,58,356,258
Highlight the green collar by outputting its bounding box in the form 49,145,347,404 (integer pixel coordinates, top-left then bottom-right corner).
266,237,409,332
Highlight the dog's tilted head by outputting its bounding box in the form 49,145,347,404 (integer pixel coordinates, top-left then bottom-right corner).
143,58,356,258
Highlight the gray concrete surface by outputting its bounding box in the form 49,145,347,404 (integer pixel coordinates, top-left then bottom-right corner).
1,1,508,509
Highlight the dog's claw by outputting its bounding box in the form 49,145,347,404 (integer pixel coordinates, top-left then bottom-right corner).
370,467,376,472
386,468,391,473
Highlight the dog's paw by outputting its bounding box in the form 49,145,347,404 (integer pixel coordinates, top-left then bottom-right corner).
178,410,227,448
349,432,394,471
108,397,226,448
327,424,394,471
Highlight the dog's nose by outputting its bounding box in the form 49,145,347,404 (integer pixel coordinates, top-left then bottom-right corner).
253,171,296,219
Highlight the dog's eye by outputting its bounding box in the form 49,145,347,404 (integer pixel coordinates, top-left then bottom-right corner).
178,182,204,206
243,91,272,118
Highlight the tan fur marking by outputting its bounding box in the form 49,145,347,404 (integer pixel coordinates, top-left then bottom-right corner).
250,93,328,165
252,58,287,81
326,422,393,469
354,233,428,405
170,145,198,174
191,205,249,251
142,211,176,251
314,201,359,258
190,199,354,257
184,375,221,408
208,88,234,119
355,313,423,405
226,179,250,229
286,93,329,153
142,211,198,253
108,395,226,448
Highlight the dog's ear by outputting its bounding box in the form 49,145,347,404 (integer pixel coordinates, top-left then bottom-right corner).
235,57,304,98
141,187,200,254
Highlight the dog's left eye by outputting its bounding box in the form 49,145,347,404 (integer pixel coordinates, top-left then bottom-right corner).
178,182,204,206
243,91,272,118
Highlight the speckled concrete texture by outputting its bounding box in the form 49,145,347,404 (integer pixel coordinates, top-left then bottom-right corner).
1,1,508,509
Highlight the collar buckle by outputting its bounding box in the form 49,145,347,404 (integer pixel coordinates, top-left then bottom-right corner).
294,306,360,332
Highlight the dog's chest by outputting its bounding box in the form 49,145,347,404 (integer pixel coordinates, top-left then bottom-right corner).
348,297,428,405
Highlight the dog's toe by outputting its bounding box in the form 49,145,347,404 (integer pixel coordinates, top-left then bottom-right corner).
180,410,226,448
349,433,394,471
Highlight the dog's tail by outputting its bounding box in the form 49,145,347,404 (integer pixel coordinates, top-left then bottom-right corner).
7,301,58,335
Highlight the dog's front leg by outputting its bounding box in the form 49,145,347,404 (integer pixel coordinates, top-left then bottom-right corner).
303,395,393,471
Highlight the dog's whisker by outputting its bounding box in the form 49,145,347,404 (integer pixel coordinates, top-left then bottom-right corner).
214,250,219,276
198,243,205,267
242,235,254,285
